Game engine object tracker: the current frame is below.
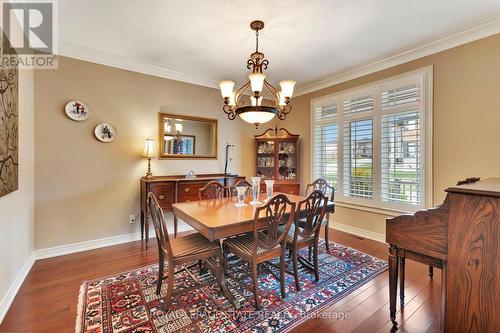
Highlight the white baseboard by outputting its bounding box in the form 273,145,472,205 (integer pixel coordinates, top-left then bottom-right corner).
332,223,386,244
1,223,192,325
33,223,192,260
0,254,35,324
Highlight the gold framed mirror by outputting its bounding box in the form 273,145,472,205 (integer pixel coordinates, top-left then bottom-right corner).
158,113,218,159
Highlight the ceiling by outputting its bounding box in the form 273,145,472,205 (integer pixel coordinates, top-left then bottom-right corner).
59,0,500,91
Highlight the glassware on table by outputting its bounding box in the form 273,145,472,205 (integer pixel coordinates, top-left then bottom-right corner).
264,180,275,201
234,186,248,207
250,176,262,206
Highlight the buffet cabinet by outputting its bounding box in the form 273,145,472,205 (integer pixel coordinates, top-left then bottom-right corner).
255,126,300,195
140,174,244,244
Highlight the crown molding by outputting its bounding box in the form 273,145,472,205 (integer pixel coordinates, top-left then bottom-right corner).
58,42,220,89
295,16,500,96
59,15,500,95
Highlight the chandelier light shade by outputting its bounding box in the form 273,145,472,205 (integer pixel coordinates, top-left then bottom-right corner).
163,121,183,141
219,20,296,128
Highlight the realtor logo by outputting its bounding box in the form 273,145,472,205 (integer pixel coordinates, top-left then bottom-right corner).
2,0,57,68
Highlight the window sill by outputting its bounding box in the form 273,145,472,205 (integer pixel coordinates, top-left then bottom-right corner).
334,201,414,217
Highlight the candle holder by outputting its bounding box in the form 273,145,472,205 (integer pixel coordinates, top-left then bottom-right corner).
234,186,248,207
250,176,262,205
264,179,275,201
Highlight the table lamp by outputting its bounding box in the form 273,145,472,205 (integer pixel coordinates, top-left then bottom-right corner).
143,139,156,179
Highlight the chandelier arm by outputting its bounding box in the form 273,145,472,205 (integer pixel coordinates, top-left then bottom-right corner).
263,80,280,105
223,104,237,120
234,81,251,106
277,104,292,120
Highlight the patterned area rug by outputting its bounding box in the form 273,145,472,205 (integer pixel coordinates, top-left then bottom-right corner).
76,241,387,333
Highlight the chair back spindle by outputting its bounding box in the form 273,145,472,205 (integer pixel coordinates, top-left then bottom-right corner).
198,181,228,200
147,192,174,260
295,190,328,240
306,178,335,201
253,194,296,252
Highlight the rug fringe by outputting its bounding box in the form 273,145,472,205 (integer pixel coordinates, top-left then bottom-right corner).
74,283,86,333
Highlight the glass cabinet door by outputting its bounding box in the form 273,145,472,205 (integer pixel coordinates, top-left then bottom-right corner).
277,140,297,180
257,140,275,179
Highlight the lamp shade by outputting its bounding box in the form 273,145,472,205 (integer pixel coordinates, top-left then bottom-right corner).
249,73,266,93
219,80,235,98
142,139,156,158
279,80,296,98
278,91,286,106
175,123,183,132
238,110,275,124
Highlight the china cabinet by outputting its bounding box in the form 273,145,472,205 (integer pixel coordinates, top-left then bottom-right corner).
255,126,300,194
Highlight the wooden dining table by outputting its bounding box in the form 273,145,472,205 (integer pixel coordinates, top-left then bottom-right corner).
171,192,335,307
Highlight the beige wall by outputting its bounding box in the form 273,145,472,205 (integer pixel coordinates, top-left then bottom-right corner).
34,57,259,249
283,34,500,236
0,68,35,318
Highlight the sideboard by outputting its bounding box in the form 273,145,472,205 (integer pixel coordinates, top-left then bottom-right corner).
140,174,245,245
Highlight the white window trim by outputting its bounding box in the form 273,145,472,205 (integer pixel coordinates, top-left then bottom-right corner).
310,66,433,214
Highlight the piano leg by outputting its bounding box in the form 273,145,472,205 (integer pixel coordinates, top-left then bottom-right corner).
441,262,446,332
399,256,405,307
389,245,399,328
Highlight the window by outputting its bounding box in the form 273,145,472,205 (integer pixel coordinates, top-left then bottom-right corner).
311,68,432,212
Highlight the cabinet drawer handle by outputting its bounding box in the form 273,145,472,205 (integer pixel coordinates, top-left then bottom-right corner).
184,188,191,193
158,195,165,200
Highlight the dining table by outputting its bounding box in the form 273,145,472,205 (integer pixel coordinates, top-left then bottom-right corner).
171,192,335,308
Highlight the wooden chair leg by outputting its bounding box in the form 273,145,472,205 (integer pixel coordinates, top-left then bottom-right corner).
279,253,286,298
198,259,203,276
173,216,178,238
428,265,434,279
252,262,260,310
313,242,320,282
163,265,175,311
292,247,300,291
324,213,330,252
156,259,164,295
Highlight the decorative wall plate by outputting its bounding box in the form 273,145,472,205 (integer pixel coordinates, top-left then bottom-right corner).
94,122,117,142
65,100,90,121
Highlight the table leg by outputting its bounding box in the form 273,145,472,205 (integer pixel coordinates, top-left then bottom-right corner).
389,245,399,328
213,241,240,309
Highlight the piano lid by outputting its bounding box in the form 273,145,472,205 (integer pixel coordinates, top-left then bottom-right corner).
446,178,500,198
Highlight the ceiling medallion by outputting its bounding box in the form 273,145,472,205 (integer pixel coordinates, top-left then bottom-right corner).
219,20,296,128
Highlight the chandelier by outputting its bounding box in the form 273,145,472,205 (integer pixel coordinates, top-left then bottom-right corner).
219,20,296,128
164,121,183,141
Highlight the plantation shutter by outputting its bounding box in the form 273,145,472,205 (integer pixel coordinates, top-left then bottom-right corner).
381,83,422,206
311,70,429,211
343,95,374,115
312,101,338,187
343,118,373,198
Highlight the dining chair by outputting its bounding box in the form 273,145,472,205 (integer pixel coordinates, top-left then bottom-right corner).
305,178,335,251
229,179,252,197
198,181,229,200
148,192,225,311
281,190,328,291
223,194,296,310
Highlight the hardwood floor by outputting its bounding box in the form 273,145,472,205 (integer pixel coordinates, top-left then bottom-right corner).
0,229,442,333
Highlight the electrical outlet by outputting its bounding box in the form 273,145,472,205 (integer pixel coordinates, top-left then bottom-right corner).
129,214,136,224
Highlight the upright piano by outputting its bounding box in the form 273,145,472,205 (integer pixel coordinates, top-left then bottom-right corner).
386,178,500,332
